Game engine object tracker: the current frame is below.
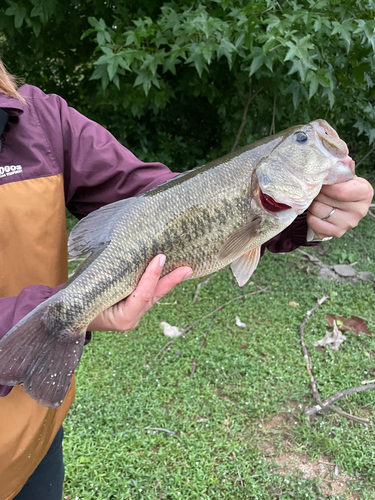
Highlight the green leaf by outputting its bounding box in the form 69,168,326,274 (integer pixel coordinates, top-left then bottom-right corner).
88,17,106,31
81,28,96,41
30,4,44,18
89,64,107,81
284,42,298,62
314,69,333,89
5,1,27,29
308,75,319,99
100,46,113,57
30,19,42,37
112,73,120,90
263,35,276,52
185,53,207,77
287,59,308,81
202,45,213,64
97,32,106,46
134,70,160,95
107,58,118,81
217,38,236,67
285,81,303,109
321,87,335,108
117,56,131,72
332,19,354,50
352,62,371,84
163,58,180,75
141,52,165,77
249,54,264,76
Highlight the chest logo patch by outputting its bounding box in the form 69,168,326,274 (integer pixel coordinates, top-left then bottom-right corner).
0,164,22,178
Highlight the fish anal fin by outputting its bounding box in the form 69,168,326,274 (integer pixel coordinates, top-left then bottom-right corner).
0,301,86,408
217,216,261,261
231,246,261,286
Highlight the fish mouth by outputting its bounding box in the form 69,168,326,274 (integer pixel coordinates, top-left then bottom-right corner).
312,120,355,172
259,190,292,213
338,158,356,171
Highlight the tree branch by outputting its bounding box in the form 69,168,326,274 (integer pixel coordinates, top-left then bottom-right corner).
356,142,375,169
306,384,375,417
299,294,329,407
182,287,269,335
300,295,373,425
231,80,264,152
144,427,176,435
156,287,269,363
269,95,276,136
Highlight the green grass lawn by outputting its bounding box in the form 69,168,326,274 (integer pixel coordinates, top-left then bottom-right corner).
63,193,375,499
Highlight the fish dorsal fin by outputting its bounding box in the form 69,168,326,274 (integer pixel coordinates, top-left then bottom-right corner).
68,197,138,257
231,246,261,286
217,216,261,261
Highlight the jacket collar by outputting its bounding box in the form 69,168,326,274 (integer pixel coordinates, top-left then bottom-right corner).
0,91,25,116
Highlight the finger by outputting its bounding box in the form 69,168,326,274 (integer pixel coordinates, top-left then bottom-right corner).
89,258,192,332
312,194,355,212
311,189,372,220
308,201,339,221
318,176,373,203
119,255,166,318
132,254,165,296
118,259,192,317
313,193,368,214
307,201,358,227
307,212,348,239
153,266,193,301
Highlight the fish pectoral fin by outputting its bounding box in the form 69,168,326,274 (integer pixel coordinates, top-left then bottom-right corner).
231,246,261,286
217,216,261,261
0,299,86,408
68,197,139,257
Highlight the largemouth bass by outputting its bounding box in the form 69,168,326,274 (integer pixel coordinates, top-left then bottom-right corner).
0,119,354,407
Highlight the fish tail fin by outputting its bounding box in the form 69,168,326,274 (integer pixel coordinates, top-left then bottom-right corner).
0,303,86,408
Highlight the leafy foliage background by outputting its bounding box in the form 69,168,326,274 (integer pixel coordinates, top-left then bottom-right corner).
1,0,375,171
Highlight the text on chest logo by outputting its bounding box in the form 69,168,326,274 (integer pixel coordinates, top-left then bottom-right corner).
0,165,22,178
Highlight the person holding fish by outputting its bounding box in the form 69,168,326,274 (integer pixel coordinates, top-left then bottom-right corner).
0,58,372,500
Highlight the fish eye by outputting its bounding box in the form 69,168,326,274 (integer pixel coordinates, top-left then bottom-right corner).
295,131,308,143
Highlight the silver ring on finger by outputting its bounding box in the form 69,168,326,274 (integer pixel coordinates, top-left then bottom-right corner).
321,206,336,221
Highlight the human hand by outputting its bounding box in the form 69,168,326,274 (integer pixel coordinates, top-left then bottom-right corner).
88,255,193,332
307,176,374,240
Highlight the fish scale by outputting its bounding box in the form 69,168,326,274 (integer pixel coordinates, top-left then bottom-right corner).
0,119,355,407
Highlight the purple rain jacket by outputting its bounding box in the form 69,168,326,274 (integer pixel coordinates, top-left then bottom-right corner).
0,84,313,397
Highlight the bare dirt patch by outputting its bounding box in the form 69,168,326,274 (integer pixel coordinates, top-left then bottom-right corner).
274,451,356,498
259,404,358,499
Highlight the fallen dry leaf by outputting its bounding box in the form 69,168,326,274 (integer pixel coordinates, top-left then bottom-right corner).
313,320,346,350
235,316,246,327
160,322,183,338
288,301,299,307
326,314,372,335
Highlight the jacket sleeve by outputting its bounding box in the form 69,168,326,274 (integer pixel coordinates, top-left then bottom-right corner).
36,90,178,219
261,212,318,255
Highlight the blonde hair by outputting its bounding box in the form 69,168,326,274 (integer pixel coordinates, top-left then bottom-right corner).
0,59,26,103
